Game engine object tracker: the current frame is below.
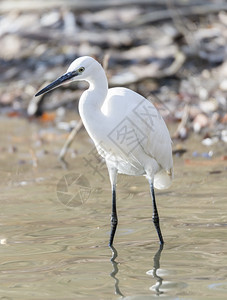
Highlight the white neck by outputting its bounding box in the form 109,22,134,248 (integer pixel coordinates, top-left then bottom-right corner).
78,64,108,141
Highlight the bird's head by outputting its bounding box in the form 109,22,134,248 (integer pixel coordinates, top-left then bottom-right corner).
35,56,98,97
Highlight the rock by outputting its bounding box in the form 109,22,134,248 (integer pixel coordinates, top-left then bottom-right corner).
202,137,219,146
219,79,227,91
199,99,218,114
193,113,209,133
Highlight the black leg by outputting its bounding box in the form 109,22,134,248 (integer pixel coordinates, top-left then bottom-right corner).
109,185,118,247
150,182,164,245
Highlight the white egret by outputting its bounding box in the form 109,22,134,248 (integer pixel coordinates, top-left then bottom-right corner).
35,56,173,246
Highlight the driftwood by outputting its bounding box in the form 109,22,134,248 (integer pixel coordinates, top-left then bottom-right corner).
130,3,227,27
0,0,219,12
173,105,190,140
58,119,84,168
110,50,186,86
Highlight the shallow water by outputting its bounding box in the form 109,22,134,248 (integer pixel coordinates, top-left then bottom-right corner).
0,117,227,300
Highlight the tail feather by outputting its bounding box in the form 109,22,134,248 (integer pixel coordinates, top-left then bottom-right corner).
154,169,173,190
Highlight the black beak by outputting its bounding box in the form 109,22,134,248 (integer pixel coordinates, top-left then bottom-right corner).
35,70,78,97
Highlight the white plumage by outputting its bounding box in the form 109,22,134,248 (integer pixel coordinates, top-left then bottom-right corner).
35,56,173,246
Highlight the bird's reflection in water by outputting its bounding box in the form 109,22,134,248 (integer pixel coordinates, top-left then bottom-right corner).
109,244,164,298
109,245,124,298
147,244,164,295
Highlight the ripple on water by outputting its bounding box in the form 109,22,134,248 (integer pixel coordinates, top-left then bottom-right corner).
208,282,227,292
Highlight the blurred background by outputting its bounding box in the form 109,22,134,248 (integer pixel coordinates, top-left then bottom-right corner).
1,0,226,143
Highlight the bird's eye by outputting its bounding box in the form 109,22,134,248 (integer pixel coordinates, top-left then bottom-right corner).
78,67,85,73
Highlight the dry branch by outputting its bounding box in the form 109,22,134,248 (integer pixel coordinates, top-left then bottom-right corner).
130,3,227,26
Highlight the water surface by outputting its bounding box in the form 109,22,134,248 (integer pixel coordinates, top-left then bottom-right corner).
0,117,226,299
